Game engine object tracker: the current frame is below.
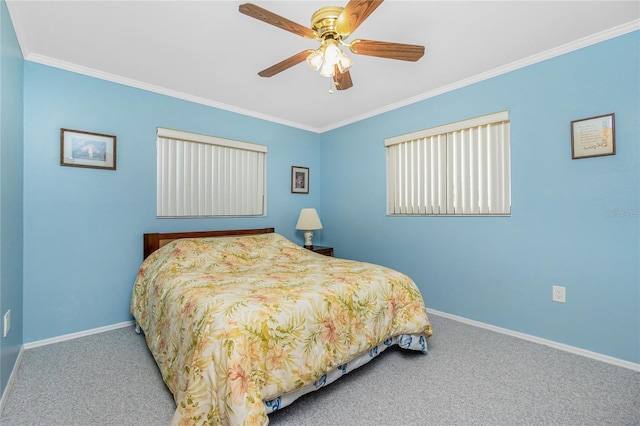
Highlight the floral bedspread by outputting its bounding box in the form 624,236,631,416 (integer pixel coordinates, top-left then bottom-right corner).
130,233,432,425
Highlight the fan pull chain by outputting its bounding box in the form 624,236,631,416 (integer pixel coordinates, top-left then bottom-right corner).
328,79,334,94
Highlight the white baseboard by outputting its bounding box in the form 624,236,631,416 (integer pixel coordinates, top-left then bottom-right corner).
0,345,25,416
23,320,135,349
427,308,640,372
1,321,136,415
4,310,638,416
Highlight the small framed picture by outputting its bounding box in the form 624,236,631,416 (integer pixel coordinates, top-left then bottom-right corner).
60,128,117,170
291,166,309,194
571,113,615,159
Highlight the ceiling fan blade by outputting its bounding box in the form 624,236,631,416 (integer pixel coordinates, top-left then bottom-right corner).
336,0,383,38
349,39,425,61
239,3,317,39
333,67,353,90
258,50,314,77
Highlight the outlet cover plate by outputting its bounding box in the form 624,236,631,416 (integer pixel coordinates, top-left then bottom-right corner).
3,310,10,337
552,285,566,303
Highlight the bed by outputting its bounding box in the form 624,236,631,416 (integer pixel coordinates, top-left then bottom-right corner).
130,228,432,425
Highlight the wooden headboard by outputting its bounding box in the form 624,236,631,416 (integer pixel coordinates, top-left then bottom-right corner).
143,227,275,260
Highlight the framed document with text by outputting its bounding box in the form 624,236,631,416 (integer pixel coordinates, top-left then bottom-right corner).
571,113,615,160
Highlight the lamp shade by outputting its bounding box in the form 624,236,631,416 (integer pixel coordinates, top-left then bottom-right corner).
296,208,323,230
306,49,323,71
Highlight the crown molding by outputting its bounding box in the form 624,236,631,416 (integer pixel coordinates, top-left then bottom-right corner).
13,9,639,135
318,20,640,133
22,53,320,133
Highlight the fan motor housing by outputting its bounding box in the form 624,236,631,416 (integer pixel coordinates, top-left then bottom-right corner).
311,6,343,39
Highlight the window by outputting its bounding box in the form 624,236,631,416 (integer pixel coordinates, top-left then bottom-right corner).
157,127,267,217
385,111,510,216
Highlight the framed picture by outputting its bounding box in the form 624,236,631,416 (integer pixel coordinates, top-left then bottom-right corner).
571,113,615,159
60,128,117,170
291,166,309,194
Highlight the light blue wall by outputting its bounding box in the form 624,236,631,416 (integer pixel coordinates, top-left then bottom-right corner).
23,63,323,342
320,32,639,363
0,0,24,396
19,30,639,366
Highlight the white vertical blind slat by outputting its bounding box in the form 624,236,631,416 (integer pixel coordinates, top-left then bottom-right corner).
237,150,245,214
472,127,487,214
437,134,447,214
157,139,164,215
215,145,222,216
504,123,511,214
417,138,425,214
463,130,471,214
487,124,500,214
400,143,407,214
177,140,186,217
425,137,433,213
446,133,455,214
199,145,206,216
168,139,177,216
257,152,266,214
388,146,399,214
409,142,416,213
221,148,229,215
470,128,479,214
243,152,249,214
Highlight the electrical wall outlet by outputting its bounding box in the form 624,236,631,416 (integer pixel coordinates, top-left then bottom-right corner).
552,286,566,303
3,310,10,337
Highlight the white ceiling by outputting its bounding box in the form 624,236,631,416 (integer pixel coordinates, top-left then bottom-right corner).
7,1,639,133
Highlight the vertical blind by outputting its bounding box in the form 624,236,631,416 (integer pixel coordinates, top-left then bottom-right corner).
385,111,510,215
157,127,267,217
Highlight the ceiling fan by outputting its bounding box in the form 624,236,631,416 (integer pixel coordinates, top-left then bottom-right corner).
239,1,425,91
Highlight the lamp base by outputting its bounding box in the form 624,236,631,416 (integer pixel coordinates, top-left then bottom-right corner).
303,230,314,248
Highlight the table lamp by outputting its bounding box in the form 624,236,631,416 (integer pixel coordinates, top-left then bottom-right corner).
296,208,323,248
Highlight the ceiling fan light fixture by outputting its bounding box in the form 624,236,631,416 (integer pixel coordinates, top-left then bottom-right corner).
323,40,342,65
337,51,353,73
311,38,352,77
306,49,324,71
319,59,335,78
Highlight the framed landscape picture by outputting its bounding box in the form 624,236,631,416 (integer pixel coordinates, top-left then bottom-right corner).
60,128,117,170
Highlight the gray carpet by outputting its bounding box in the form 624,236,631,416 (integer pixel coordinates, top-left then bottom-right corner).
1,314,638,425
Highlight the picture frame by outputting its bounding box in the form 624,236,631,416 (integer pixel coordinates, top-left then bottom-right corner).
60,128,117,170
291,166,309,194
571,113,615,160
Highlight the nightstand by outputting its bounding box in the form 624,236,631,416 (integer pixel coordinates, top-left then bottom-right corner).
306,245,334,257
